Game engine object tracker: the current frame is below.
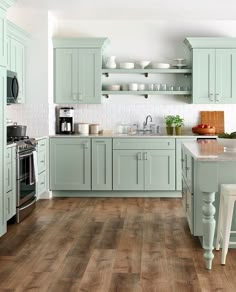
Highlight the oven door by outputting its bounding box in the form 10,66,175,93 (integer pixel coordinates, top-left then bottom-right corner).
16,150,36,206
7,70,19,104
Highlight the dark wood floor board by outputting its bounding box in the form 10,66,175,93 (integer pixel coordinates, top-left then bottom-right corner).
1,198,236,291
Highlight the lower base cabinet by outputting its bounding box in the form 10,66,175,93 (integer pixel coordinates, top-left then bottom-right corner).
50,138,91,190
5,146,16,221
113,146,175,191
36,138,47,197
92,139,112,190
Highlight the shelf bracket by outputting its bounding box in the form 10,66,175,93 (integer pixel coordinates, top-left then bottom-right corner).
144,73,148,77
103,73,109,77
103,94,109,99
144,94,148,99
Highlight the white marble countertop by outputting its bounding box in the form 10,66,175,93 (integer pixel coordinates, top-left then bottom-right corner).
6,143,17,148
50,133,217,139
183,140,236,161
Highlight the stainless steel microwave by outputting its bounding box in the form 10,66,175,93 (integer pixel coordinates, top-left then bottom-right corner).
7,70,19,104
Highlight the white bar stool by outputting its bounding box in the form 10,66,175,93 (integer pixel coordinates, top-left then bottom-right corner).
216,184,236,265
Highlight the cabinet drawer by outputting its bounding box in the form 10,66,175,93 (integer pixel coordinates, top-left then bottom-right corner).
38,139,46,152
6,163,13,193
38,151,46,174
6,148,12,164
5,190,16,221
38,172,46,195
113,138,175,150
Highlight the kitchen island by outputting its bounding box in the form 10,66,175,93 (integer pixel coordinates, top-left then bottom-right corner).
182,140,236,270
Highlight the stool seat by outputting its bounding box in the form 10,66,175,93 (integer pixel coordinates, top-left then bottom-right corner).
216,184,236,265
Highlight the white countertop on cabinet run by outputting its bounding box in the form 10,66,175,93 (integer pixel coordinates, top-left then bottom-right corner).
50,133,217,139
183,140,236,161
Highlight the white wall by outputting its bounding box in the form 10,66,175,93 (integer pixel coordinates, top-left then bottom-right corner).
6,14,236,135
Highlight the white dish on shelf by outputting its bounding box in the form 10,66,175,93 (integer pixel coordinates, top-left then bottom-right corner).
119,62,134,69
137,84,145,91
174,58,185,63
103,84,121,91
152,63,170,69
128,83,138,91
136,61,150,69
172,64,187,68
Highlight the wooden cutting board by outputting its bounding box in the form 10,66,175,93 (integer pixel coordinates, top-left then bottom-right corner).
201,111,224,134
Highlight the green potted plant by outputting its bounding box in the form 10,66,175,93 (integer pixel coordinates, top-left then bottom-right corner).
165,115,175,135
173,115,184,135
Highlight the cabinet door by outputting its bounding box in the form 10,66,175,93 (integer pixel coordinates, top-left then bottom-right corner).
215,49,236,104
92,139,112,191
54,49,78,104
5,163,12,193
78,49,101,104
6,35,10,69
192,49,215,104
144,150,175,190
0,67,6,236
50,138,91,190
182,177,193,234
10,39,25,103
38,150,46,174
113,150,144,190
0,8,6,67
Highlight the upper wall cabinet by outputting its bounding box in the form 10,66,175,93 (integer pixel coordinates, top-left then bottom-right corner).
0,8,6,67
53,38,109,104
7,21,30,104
185,37,236,104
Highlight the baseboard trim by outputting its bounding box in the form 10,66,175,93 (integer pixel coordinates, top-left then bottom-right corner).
51,190,182,198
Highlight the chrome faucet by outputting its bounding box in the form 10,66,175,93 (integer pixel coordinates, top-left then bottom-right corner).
143,115,153,131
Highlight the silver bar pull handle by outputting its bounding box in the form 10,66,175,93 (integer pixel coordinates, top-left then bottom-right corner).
137,152,142,160
209,93,214,101
216,93,220,101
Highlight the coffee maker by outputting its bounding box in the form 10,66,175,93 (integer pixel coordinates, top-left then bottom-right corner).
58,107,74,134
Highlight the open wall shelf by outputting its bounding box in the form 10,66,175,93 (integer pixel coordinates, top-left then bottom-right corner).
102,90,192,99
102,68,192,77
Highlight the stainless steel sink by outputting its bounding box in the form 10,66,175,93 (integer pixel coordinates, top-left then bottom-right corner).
128,130,161,136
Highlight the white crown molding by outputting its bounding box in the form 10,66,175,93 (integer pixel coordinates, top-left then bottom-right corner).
0,0,16,10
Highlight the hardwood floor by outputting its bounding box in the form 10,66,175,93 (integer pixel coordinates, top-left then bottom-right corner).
1,198,236,291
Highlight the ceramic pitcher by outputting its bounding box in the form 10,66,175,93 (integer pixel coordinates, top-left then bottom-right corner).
104,56,116,69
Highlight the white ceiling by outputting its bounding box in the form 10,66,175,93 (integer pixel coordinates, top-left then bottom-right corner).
16,0,236,20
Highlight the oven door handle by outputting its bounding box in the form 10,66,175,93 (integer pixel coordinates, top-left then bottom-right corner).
19,197,36,211
19,152,34,159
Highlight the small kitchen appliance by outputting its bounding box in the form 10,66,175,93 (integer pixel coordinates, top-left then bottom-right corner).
7,70,19,104
58,107,74,134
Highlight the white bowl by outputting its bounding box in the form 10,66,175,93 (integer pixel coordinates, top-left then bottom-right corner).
137,61,150,69
128,83,138,91
152,63,170,69
137,84,145,91
217,138,236,151
119,62,134,69
103,84,121,91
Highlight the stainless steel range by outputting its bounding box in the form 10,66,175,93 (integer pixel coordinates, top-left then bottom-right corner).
8,137,38,223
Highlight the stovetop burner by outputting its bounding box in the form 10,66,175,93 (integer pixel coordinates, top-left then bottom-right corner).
7,136,29,143
7,136,37,153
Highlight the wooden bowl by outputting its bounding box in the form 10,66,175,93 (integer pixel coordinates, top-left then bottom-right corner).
192,126,216,135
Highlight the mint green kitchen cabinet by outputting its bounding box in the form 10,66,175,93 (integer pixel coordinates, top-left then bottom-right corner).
7,21,30,104
92,138,112,191
185,38,236,104
9,38,25,103
0,8,6,67
113,150,144,190
53,38,108,104
54,48,101,104
113,138,175,191
145,150,175,190
193,49,236,104
5,146,16,221
0,66,6,236
37,138,47,197
50,138,91,190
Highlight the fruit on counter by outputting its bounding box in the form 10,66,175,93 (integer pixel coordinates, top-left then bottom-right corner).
196,124,214,129
192,124,216,135
218,132,236,139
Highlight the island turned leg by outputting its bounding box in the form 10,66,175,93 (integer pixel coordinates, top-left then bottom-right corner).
202,191,216,270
